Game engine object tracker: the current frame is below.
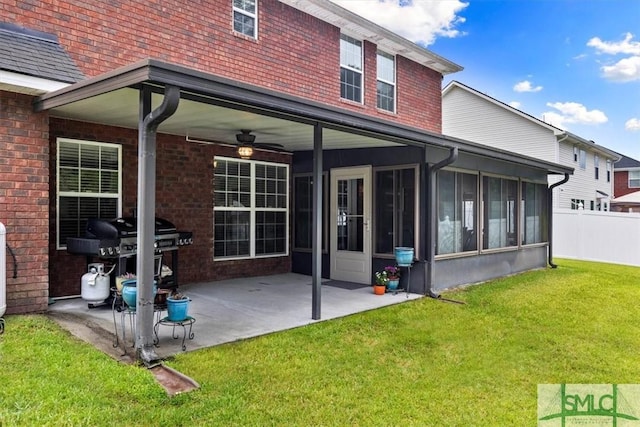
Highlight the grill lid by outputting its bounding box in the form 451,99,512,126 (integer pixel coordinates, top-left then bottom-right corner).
86,217,177,238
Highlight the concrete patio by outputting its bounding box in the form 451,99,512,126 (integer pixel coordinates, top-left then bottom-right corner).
48,273,422,363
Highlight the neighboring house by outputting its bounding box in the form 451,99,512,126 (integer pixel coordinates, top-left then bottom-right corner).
0,0,573,322
442,81,620,211
612,153,640,212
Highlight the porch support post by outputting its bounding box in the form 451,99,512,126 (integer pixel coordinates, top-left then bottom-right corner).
425,147,458,298
136,84,180,364
311,123,323,320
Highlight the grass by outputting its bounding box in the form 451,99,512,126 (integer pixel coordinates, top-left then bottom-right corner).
1,259,639,425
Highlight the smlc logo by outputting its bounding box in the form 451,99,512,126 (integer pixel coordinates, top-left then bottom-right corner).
538,384,640,426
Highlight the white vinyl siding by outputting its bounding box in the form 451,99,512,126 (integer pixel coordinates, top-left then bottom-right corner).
557,143,614,209
442,86,558,163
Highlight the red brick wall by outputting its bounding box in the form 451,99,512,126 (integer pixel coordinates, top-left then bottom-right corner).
4,0,442,132
49,119,291,296
0,91,50,314
614,170,637,197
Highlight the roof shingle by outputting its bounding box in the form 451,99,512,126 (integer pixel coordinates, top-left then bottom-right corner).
0,22,84,84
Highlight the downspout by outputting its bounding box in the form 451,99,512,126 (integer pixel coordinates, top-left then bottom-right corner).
547,173,570,268
425,146,458,298
136,84,180,365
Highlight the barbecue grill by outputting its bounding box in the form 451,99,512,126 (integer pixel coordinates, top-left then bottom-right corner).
66,216,193,289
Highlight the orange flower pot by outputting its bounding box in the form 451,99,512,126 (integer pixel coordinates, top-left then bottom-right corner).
373,284,386,295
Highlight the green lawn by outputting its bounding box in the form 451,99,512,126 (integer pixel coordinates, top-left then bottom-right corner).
1,259,639,426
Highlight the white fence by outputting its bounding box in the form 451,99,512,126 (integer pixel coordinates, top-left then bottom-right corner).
553,209,640,267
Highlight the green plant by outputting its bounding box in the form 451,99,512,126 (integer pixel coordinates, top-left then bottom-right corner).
168,291,189,300
375,265,400,285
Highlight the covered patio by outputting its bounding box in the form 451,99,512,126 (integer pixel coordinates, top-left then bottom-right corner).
48,273,422,361
38,58,572,364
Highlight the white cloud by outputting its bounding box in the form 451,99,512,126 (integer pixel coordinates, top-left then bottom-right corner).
587,33,640,55
330,0,468,46
601,56,640,82
513,80,543,93
626,118,640,131
587,33,640,82
509,101,521,109
542,102,608,129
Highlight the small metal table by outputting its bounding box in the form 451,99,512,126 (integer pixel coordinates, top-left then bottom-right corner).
153,316,196,351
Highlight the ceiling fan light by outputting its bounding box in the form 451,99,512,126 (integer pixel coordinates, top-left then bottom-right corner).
237,145,254,159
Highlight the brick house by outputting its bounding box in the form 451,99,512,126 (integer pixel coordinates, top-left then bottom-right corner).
612,153,640,212
1,0,572,325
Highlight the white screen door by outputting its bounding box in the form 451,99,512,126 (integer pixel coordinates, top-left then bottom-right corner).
330,166,371,284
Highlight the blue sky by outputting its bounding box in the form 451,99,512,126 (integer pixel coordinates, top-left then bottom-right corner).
332,0,640,160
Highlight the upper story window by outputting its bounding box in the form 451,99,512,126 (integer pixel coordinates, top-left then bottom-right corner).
594,154,600,179
340,34,363,103
579,149,586,169
376,51,395,112
57,138,121,249
573,146,578,162
233,0,257,38
629,170,640,188
606,160,611,182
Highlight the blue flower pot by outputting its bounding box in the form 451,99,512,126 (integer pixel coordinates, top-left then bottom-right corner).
394,247,414,267
387,278,400,291
120,279,157,311
166,297,190,321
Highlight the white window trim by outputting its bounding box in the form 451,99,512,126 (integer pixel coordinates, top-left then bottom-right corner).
340,33,364,104
233,0,258,39
629,170,640,188
56,137,122,250
376,50,396,113
213,156,289,260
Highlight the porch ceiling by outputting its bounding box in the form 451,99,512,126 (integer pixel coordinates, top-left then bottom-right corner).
46,86,395,152
35,58,574,175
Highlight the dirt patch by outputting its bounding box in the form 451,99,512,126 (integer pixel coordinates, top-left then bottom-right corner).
48,311,136,363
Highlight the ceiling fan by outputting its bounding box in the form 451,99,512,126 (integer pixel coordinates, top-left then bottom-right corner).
234,129,285,158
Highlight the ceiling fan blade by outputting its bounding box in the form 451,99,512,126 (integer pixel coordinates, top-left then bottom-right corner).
256,142,285,149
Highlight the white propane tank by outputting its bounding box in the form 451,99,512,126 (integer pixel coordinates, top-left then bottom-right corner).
81,263,110,304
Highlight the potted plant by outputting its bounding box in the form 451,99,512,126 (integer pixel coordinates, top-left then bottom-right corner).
384,265,401,291
166,291,191,322
373,270,388,295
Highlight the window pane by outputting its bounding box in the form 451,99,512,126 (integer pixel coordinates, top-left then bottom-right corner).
214,211,250,257
521,182,548,245
377,52,394,83
233,11,255,37
375,168,416,254
255,211,286,255
340,34,362,70
483,176,518,249
234,0,255,13
437,171,477,255
377,81,394,112
340,68,362,103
